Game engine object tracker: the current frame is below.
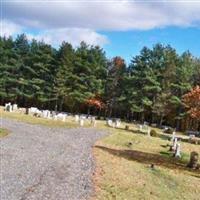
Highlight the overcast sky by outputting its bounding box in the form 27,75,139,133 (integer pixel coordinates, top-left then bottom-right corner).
1,0,200,62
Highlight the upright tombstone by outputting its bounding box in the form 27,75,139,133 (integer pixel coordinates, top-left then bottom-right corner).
12,104,18,111
57,113,66,122
147,127,151,136
75,115,79,122
5,103,12,112
91,116,96,127
172,137,178,150
172,131,176,141
174,143,181,158
139,125,143,132
107,119,113,127
188,151,199,169
115,119,121,128
79,117,84,127
42,110,48,118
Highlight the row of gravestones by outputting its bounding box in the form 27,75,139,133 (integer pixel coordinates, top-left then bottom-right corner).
126,122,199,169
170,131,199,169
4,103,18,112
4,103,98,126
27,107,67,122
75,115,96,127
106,119,121,128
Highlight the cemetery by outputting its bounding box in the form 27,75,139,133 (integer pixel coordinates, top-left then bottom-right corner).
0,104,200,200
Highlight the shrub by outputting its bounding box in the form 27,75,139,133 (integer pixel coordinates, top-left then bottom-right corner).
164,128,173,134
150,129,158,137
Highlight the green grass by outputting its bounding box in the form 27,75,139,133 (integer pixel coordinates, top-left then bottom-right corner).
1,107,200,199
92,128,200,200
0,128,9,137
0,107,79,128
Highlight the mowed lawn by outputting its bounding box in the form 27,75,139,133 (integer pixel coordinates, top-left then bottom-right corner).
1,107,200,199
92,126,200,200
0,107,78,128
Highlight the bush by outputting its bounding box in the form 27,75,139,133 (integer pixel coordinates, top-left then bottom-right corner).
150,129,158,137
164,127,173,134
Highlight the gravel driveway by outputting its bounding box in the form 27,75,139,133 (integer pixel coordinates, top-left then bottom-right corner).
0,118,107,200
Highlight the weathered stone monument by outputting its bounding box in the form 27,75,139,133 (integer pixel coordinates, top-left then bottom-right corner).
115,119,121,128
188,151,199,169
79,116,84,127
139,125,143,132
172,130,176,141
91,116,96,127
147,127,151,136
107,119,113,127
12,104,18,111
172,137,178,151
5,103,12,112
75,115,79,122
174,143,181,158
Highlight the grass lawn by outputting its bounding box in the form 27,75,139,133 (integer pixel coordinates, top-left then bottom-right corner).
0,127,9,137
1,107,200,199
0,107,79,128
92,128,200,200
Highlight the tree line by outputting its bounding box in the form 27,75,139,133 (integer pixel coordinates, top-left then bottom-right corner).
0,34,199,131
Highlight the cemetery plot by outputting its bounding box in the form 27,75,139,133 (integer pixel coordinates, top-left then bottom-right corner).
92,127,200,200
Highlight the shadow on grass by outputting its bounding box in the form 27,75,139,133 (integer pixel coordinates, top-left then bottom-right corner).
95,145,200,176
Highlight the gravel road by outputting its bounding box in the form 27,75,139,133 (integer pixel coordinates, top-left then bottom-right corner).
0,118,107,200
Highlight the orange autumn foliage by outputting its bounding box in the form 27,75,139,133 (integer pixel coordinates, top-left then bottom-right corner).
86,98,104,109
113,56,124,68
183,85,200,120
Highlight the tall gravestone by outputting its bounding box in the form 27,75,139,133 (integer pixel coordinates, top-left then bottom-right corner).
188,151,199,169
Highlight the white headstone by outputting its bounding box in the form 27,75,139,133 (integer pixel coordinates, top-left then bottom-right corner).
147,127,151,136
75,115,79,122
12,104,18,111
91,116,96,127
79,118,84,127
57,113,67,122
172,131,176,141
115,119,121,128
188,134,196,143
107,119,113,127
5,103,12,112
172,137,178,150
139,125,143,132
175,143,181,158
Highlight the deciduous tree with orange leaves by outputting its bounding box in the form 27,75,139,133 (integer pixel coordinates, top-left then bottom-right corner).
183,86,200,120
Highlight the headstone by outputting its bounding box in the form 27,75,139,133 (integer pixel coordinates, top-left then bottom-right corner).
188,134,198,144
174,143,181,158
79,118,84,127
57,113,67,122
107,119,113,127
75,115,79,122
171,131,176,141
115,119,121,128
172,137,178,150
188,151,199,169
91,116,96,127
5,103,12,112
147,127,151,136
139,125,143,132
12,104,18,111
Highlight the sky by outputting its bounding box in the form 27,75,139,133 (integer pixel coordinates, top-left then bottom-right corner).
1,0,200,64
